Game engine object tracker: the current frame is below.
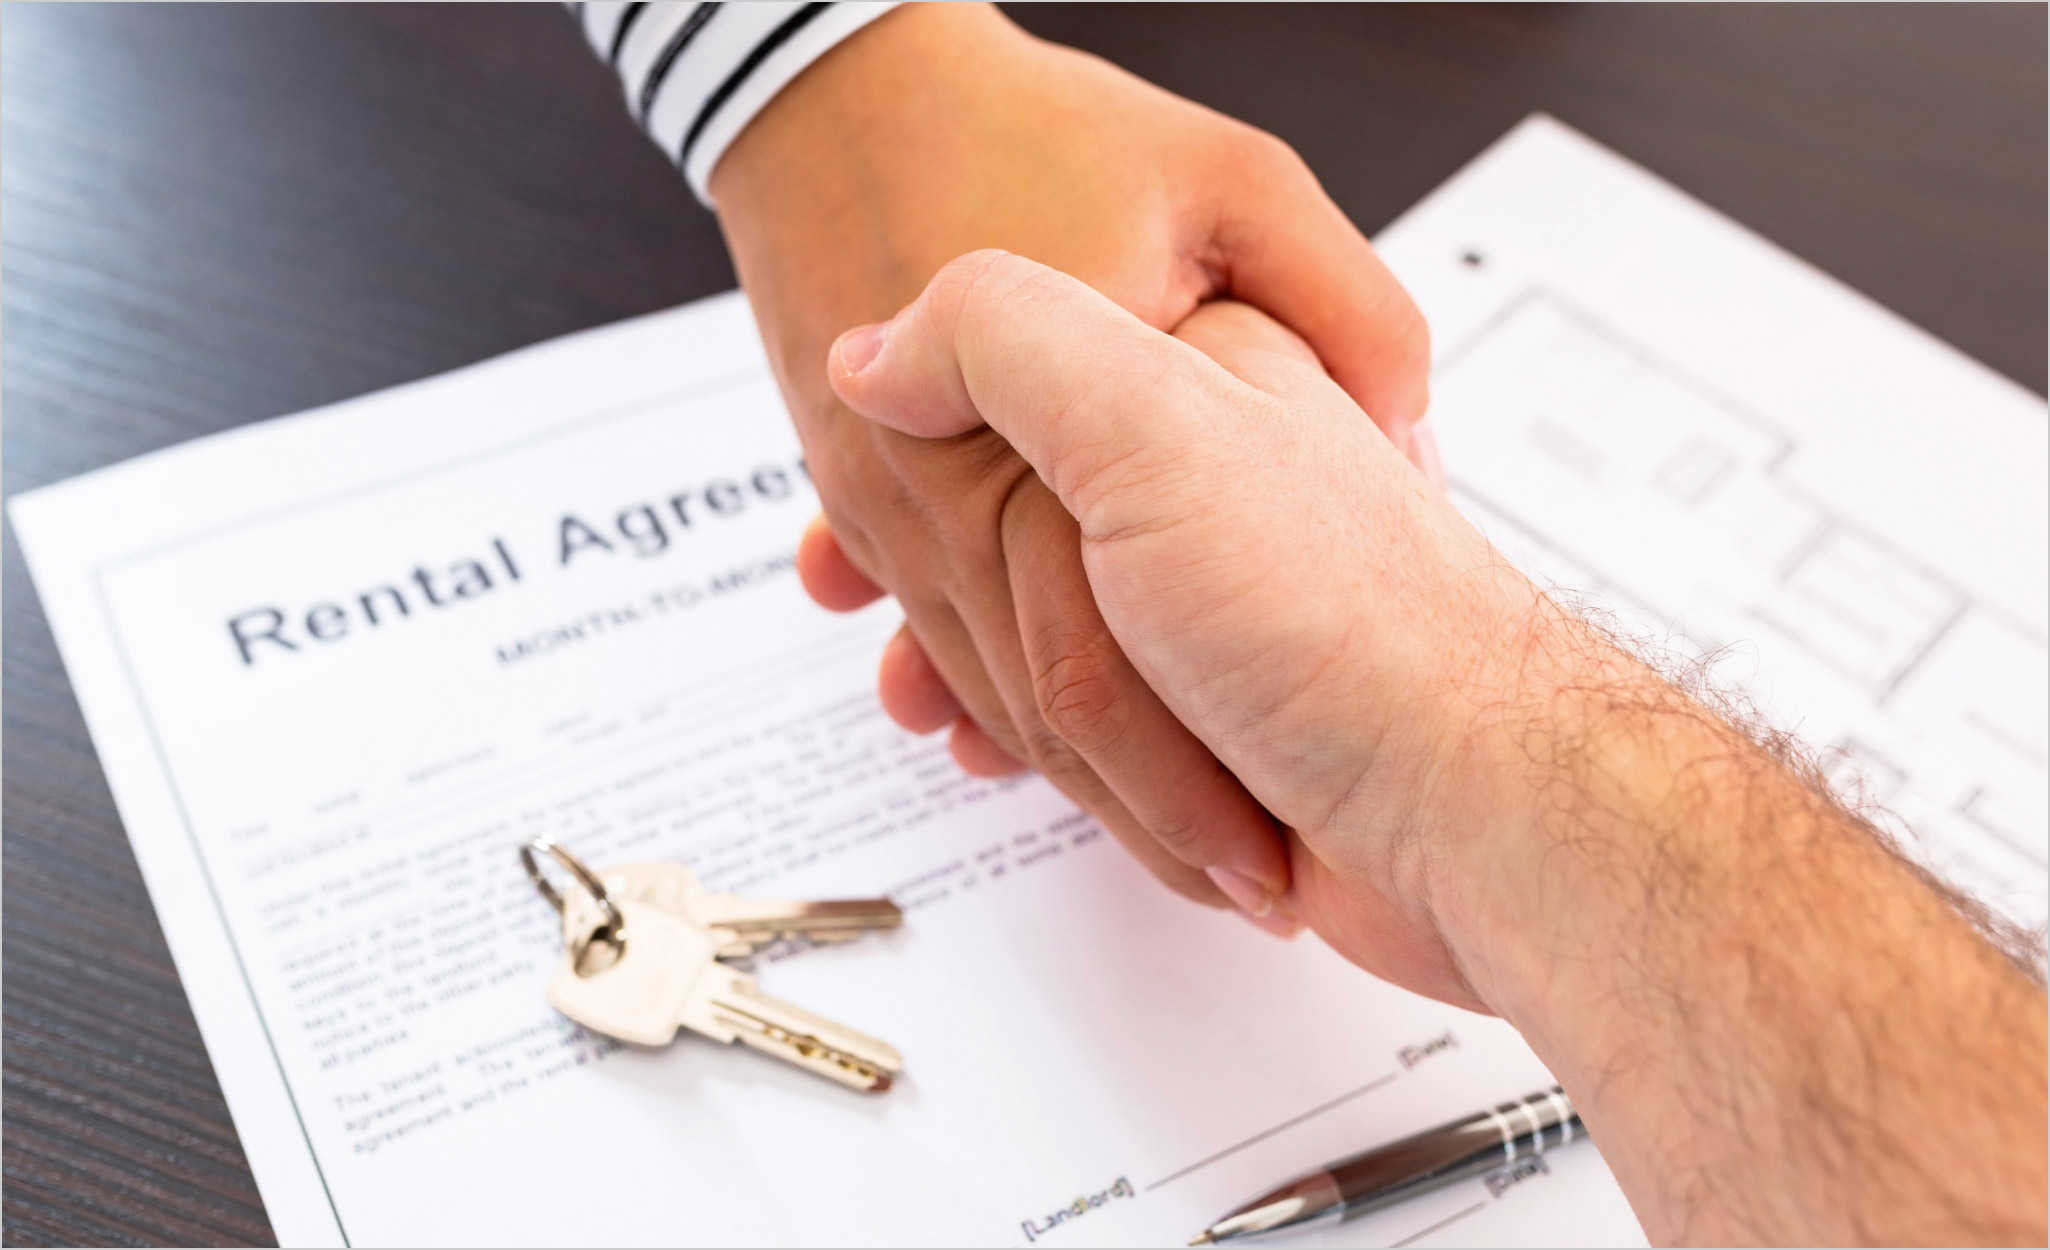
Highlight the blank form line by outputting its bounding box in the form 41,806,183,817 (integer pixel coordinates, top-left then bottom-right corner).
1390,1200,1489,1247
1144,1071,1399,1192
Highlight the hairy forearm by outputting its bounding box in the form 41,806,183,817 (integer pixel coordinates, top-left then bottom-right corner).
1434,613,2048,1243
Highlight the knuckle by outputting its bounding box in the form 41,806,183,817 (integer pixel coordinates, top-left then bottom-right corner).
934,248,1037,332
937,246,1022,291
1239,128,1313,183
1027,627,1132,760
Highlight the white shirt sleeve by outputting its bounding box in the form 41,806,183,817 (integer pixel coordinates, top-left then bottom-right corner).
576,2,902,207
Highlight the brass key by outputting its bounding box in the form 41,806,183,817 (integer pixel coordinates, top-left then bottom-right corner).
547,894,902,1092
521,837,905,1092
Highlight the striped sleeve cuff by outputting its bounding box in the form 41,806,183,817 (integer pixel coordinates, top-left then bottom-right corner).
578,2,903,207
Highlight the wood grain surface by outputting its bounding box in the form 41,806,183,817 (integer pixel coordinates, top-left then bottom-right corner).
4,5,2042,1245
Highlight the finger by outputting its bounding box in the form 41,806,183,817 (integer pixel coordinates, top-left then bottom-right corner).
795,513,887,611
1004,479,1293,913
801,432,1036,762
1212,144,1436,483
829,250,1233,538
1171,299,1321,382
957,715,1262,918
877,623,965,733
889,467,1238,905
896,591,1032,761
1062,777,1236,908
1172,303,1424,492
922,480,1228,908
947,715,1027,777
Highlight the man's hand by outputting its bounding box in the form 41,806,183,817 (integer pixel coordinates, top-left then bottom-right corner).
828,251,2048,1245
712,3,1432,922
827,251,1514,1005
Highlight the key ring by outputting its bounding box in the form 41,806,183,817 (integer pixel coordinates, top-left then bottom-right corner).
520,836,625,943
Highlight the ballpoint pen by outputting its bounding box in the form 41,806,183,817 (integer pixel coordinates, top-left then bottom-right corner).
1189,1086,1583,1245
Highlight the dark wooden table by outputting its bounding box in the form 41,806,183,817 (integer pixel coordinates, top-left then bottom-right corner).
4,4,2042,1244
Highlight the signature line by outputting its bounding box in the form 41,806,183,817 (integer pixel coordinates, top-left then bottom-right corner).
1144,1071,1401,1192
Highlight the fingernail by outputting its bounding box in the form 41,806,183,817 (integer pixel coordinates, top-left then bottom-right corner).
1409,418,1445,490
836,321,889,376
1238,907,1302,940
1206,865,1278,918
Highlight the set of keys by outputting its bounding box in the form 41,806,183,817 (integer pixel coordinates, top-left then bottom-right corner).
519,837,905,1092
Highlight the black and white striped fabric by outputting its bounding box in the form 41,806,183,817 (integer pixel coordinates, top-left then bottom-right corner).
577,2,901,205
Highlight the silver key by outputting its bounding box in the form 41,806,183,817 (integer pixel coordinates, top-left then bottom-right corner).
548,896,902,1092
602,861,901,957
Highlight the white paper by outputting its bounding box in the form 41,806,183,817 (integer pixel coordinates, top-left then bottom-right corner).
12,115,2040,1250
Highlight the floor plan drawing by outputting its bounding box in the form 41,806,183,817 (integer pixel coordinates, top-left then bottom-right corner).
1433,291,2048,930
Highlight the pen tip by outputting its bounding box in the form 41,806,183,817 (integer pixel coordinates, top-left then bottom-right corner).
1188,1234,1216,1246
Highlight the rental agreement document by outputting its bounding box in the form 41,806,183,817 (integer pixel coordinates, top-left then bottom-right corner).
13,115,2044,1248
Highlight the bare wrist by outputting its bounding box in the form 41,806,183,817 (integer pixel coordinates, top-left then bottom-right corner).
707,4,1036,434
1413,611,1708,1021
709,3,1020,217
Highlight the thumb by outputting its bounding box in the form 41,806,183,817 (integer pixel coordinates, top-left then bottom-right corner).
826,250,1235,535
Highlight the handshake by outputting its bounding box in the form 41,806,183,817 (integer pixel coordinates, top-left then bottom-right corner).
698,8,2043,1240
803,253,1499,997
